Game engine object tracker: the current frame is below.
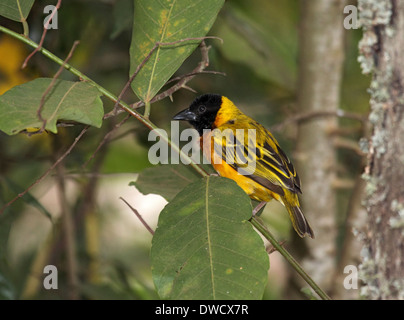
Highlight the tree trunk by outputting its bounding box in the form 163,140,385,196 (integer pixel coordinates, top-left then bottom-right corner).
293,0,347,296
358,0,404,300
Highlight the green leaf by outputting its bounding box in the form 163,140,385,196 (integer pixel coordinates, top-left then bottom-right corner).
0,78,104,135
129,0,225,102
131,163,201,201
151,176,269,300
0,0,35,21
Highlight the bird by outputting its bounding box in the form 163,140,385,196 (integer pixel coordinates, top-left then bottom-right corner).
173,94,314,239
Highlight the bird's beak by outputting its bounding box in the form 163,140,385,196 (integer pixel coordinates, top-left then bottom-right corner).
173,108,197,121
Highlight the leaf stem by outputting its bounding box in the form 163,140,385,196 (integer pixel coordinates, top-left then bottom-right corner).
250,217,331,300
21,20,29,37
16,0,29,37
144,101,151,118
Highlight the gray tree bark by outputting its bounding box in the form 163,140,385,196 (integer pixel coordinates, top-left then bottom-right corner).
358,0,404,300
293,0,347,296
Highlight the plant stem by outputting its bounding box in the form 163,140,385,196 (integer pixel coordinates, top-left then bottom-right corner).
250,217,331,300
144,101,151,118
22,20,29,37
0,25,208,178
16,0,29,37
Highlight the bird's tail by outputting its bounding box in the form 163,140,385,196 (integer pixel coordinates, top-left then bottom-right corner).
282,193,314,238
289,205,315,239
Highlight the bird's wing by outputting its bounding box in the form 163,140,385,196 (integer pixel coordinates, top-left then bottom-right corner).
212,122,301,195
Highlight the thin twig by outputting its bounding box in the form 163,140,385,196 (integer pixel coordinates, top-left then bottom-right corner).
165,70,226,86
107,36,223,118
112,37,221,115
149,41,213,104
119,197,155,235
37,40,80,131
270,109,368,133
110,44,158,116
333,136,366,156
22,0,62,68
266,240,286,255
0,127,89,214
157,36,223,47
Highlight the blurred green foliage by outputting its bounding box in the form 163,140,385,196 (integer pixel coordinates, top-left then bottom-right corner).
0,0,369,300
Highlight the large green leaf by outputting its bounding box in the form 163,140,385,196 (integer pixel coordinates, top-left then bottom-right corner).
0,0,35,21
0,78,104,135
131,163,204,201
151,176,269,300
130,0,225,102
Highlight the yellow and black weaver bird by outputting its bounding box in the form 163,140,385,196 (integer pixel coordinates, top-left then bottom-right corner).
173,94,314,239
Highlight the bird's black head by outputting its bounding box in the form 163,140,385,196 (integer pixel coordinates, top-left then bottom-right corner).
173,94,222,135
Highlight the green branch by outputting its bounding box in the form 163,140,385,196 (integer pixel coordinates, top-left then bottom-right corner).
250,217,331,300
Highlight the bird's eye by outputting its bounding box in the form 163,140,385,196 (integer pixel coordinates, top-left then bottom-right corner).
198,105,206,114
